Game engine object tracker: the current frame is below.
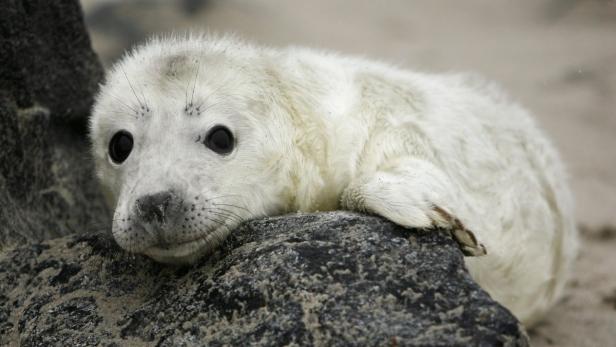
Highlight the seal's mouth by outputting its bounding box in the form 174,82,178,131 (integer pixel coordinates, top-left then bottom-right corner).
139,220,234,264
143,236,211,264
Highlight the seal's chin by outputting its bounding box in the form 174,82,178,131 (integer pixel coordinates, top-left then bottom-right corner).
143,237,213,264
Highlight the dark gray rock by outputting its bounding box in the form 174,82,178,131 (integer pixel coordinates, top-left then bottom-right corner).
0,0,110,248
0,212,529,346
0,0,104,122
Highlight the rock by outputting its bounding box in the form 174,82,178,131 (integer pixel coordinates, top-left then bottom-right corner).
0,212,529,346
0,0,103,122
0,0,110,248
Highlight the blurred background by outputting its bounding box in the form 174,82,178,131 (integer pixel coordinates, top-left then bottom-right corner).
79,1,616,345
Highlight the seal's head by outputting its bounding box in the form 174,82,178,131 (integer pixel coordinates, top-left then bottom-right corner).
90,35,295,264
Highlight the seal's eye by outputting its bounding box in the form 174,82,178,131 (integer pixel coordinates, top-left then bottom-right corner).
108,130,133,164
204,125,234,155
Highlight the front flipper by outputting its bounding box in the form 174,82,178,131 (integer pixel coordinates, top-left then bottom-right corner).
432,206,486,256
341,158,487,257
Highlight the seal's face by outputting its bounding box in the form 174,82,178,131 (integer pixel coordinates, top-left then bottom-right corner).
90,38,290,263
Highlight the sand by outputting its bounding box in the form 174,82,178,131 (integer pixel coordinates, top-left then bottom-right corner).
82,0,616,345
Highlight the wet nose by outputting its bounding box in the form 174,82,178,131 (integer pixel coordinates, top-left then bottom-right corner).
135,191,175,224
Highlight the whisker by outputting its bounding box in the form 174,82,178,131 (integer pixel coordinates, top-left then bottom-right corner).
205,215,227,229
207,205,243,217
207,211,242,225
190,58,201,107
208,206,244,218
202,194,245,202
184,74,189,109
207,207,245,221
139,89,149,111
212,202,251,213
108,92,139,115
121,66,145,108
209,211,242,223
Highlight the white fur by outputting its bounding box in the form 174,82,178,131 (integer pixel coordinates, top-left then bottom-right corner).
90,34,578,325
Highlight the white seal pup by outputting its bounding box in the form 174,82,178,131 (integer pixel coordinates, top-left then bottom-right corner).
90,35,578,325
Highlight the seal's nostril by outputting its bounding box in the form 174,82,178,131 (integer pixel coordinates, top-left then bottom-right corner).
136,191,175,224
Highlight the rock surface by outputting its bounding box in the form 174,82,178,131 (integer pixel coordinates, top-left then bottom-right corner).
0,0,103,121
0,212,529,346
0,0,110,248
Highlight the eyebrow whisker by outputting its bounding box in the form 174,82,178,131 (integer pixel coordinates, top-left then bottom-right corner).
108,92,140,115
121,66,146,109
190,58,201,107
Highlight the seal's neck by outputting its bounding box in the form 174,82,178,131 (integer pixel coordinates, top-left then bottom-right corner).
264,62,353,213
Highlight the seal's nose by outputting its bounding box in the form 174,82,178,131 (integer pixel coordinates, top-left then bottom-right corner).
135,191,175,224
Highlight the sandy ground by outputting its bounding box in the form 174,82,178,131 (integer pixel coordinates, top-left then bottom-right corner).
81,0,616,345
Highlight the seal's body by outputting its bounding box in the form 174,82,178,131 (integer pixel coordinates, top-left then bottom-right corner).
90,35,577,325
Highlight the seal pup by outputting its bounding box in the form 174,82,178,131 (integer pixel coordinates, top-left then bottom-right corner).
90,35,578,325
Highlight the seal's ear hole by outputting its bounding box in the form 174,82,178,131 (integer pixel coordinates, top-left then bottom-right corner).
109,130,134,164
204,125,234,155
